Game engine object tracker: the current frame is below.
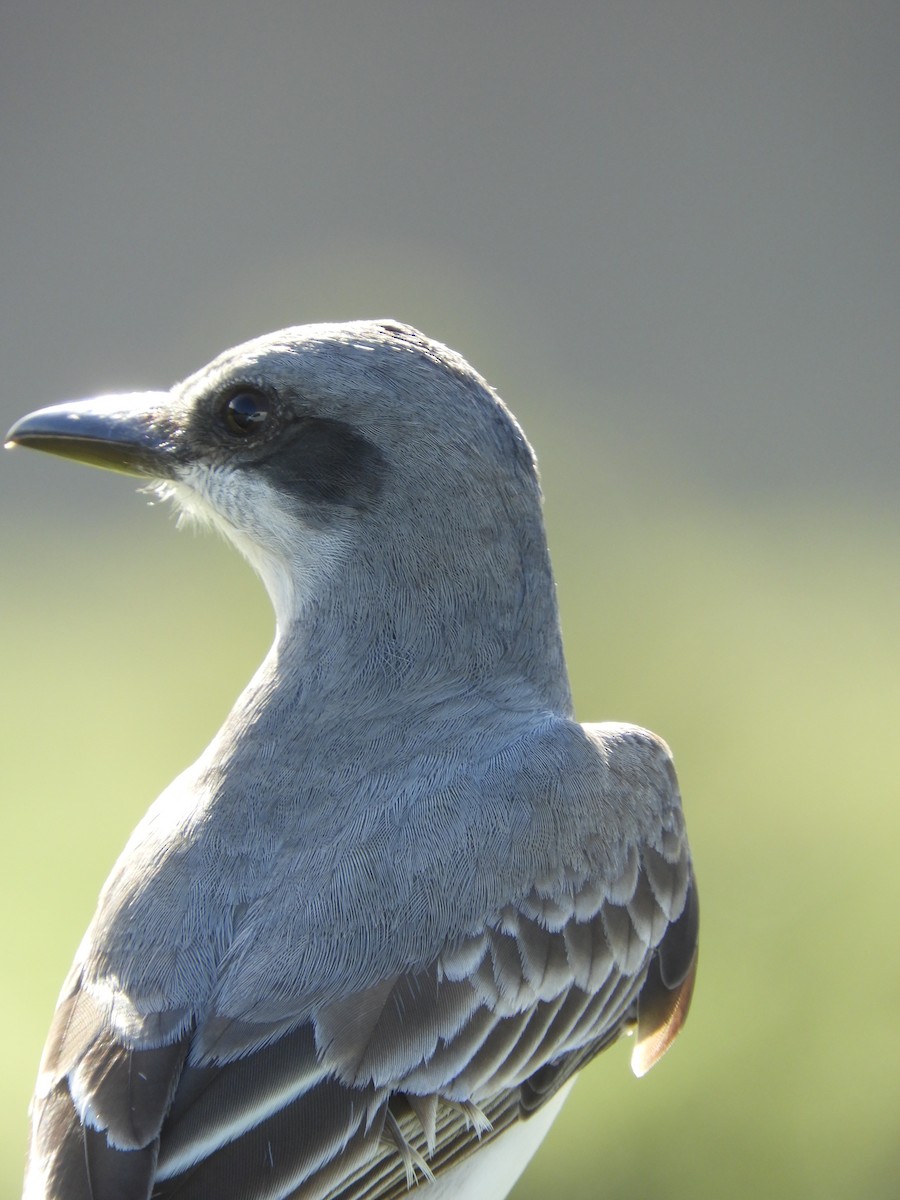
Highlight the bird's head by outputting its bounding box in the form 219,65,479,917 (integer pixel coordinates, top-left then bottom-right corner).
7,321,565,701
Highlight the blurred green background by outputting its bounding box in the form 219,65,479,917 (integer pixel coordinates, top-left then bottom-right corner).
2,5,898,1199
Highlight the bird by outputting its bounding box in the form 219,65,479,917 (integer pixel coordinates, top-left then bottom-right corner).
6,320,698,1200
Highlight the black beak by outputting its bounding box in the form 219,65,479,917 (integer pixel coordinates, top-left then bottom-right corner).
5,393,176,477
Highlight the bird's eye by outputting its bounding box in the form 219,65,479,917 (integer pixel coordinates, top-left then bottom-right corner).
221,390,270,436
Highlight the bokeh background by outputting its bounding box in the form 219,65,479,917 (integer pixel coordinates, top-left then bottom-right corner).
2,4,898,1197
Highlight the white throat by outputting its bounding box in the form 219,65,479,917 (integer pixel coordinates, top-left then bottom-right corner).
152,463,349,635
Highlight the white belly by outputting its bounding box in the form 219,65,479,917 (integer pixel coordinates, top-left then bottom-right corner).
417,1082,574,1200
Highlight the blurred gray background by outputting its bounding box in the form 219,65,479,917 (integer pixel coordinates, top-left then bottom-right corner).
2,4,898,1198
3,1,898,505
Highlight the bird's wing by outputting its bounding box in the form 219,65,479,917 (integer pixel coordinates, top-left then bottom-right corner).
27,724,697,1200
